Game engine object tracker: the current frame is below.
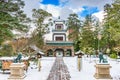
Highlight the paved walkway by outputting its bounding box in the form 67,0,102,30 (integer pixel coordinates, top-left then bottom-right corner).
47,57,71,80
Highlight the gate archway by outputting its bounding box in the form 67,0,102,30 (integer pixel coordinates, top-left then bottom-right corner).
55,48,64,57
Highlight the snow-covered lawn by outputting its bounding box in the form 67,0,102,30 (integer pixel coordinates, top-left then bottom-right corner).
0,56,120,80
64,57,120,80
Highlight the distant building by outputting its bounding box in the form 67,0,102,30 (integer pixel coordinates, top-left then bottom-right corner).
44,18,74,57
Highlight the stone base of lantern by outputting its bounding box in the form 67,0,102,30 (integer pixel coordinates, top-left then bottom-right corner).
8,63,26,80
94,63,112,80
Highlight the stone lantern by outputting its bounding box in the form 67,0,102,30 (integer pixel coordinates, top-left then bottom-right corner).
37,53,42,58
78,53,83,58
37,53,42,71
77,52,84,71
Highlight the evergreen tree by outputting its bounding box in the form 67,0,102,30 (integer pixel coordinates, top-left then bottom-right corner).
67,13,82,51
80,15,95,54
104,0,120,49
0,0,30,45
32,9,52,48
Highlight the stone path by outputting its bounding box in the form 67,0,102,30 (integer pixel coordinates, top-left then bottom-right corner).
47,57,71,80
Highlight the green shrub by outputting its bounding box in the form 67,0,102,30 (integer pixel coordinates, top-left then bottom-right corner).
0,53,2,56
110,53,117,59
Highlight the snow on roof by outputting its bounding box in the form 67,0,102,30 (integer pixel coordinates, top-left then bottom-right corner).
0,57,29,60
30,45,44,54
75,50,84,54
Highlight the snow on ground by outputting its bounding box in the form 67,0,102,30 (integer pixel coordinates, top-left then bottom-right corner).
0,57,55,80
64,57,95,80
0,56,120,80
64,56,120,80
25,57,55,80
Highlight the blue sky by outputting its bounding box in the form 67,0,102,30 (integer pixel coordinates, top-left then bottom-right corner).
40,0,100,17
80,6,99,17
23,0,113,21
22,0,113,34
41,0,60,6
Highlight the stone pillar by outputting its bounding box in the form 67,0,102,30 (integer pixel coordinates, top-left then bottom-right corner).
71,47,74,56
94,64,112,80
53,51,56,57
64,49,67,56
8,63,26,80
38,58,41,71
78,55,82,71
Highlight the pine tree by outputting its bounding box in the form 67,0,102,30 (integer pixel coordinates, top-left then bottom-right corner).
31,9,52,48
67,13,82,51
0,0,30,45
104,0,120,48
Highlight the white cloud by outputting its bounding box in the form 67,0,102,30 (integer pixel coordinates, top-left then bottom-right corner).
38,0,113,21
39,4,84,19
39,4,78,19
71,7,84,13
63,0,113,10
22,0,113,22
92,11,105,22
22,0,40,18
59,7,74,19
40,4,61,18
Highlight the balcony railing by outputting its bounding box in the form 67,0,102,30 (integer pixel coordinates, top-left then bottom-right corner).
46,41,73,46
52,29,67,32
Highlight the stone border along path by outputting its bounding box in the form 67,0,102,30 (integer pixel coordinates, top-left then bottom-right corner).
47,57,71,80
